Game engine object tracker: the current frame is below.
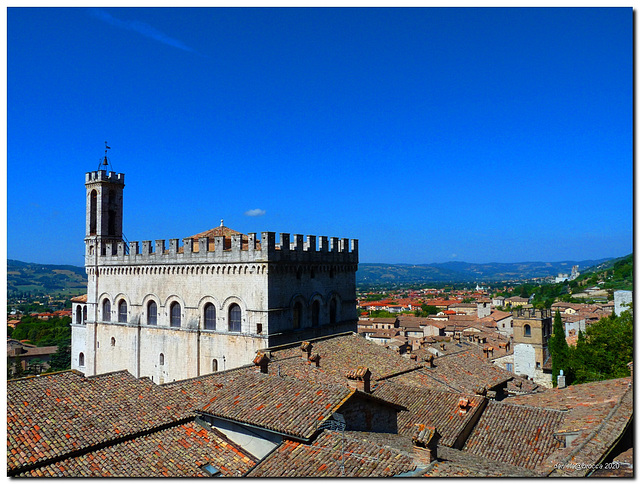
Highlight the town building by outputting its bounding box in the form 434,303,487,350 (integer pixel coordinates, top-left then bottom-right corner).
71,163,358,383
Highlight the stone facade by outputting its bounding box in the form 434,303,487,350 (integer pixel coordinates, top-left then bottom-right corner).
512,308,552,387
72,168,358,383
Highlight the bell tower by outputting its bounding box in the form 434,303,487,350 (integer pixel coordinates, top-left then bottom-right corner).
85,143,125,260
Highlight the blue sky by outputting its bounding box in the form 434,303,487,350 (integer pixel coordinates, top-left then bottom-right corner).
7,7,632,266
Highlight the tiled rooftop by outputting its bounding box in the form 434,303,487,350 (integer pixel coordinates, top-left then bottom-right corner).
373,380,484,447
393,350,513,394
462,400,565,470
246,430,416,477
7,370,195,474
423,446,539,477
538,379,633,476
267,333,422,383
18,421,256,477
166,366,353,440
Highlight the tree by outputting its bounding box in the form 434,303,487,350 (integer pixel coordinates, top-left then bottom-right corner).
549,310,571,386
12,355,24,379
48,343,71,372
569,310,633,384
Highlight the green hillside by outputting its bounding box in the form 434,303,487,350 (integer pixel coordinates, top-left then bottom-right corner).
7,260,87,296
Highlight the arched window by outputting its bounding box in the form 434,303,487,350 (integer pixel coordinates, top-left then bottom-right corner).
108,189,116,236
170,302,181,327
83,306,87,323
111,337,116,346
229,304,241,332
118,300,127,323
204,303,216,330
147,301,157,326
89,190,97,235
293,301,302,329
330,299,337,325
312,301,320,327
79,352,85,367
102,299,111,322
159,353,165,366
212,359,218,372
524,324,531,337
75,306,82,324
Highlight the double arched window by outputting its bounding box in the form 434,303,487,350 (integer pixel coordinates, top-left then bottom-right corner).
118,300,127,323
229,304,241,332
102,299,111,322
204,303,216,330
170,302,181,327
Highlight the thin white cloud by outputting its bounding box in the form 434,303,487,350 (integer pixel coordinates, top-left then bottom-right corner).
88,8,200,55
245,209,266,217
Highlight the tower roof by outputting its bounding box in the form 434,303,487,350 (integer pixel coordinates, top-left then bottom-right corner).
189,224,245,240
188,224,259,252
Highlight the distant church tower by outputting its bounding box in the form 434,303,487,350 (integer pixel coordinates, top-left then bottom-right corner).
84,144,125,260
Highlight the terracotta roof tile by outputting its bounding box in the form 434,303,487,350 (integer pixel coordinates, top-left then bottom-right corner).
424,446,539,477
462,400,565,470
373,381,484,447
18,422,256,477
246,430,416,477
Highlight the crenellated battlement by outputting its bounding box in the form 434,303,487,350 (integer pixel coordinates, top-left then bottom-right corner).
85,170,125,184
86,232,358,266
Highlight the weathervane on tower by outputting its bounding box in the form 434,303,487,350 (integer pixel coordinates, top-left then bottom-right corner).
98,141,113,171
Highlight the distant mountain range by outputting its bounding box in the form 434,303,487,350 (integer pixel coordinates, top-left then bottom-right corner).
356,258,615,286
7,256,620,295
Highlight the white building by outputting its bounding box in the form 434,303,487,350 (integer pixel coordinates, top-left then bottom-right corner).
72,163,358,383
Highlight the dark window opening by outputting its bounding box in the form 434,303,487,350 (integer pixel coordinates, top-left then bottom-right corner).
312,301,320,327
524,324,531,337
103,299,111,322
170,302,181,327
148,301,157,325
229,304,241,332
79,352,85,366
330,299,337,325
293,302,302,329
118,300,127,323
159,353,165,365
204,303,216,330
89,190,97,235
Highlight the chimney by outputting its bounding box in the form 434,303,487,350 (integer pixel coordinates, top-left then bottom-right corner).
309,353,321,368
253,353,270,374
412,424,440,465
423,354,435,368
458,397,471,415
300,341,312,360
440,343,446,351
474,386,487,397
346,366,372,393
557,369,566,389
